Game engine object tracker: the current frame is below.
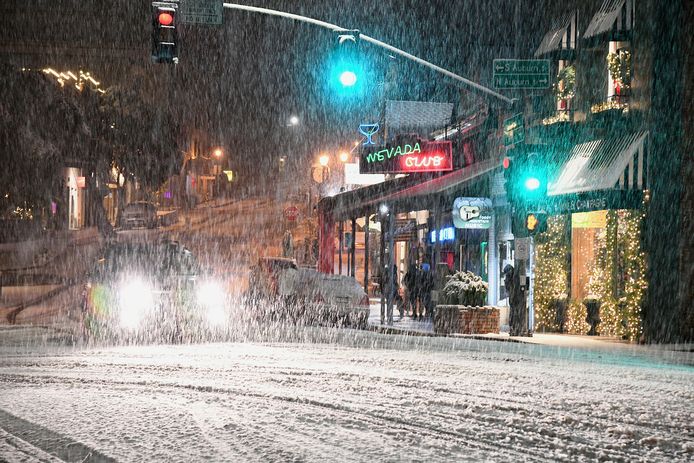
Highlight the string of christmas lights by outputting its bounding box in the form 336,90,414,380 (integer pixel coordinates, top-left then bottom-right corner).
534,205,647,340
533,215,569,332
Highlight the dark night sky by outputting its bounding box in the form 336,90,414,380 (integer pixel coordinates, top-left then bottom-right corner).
0,0,552,184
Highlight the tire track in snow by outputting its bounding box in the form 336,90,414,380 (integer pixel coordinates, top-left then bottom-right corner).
0,371,595,462
0,408,116,462
0,343,691,462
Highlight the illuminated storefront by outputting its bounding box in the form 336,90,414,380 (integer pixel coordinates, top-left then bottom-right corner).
530,131,649,340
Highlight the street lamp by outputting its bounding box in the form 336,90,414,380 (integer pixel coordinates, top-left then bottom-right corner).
339,151,350,163
318,154,330,167
288,115,300,126
213,148,223,159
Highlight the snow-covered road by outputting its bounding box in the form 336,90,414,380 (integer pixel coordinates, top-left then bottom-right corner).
0,327,692,462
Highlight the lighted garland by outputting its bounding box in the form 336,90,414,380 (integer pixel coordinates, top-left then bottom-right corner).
533,215,569,332
619,209,647,340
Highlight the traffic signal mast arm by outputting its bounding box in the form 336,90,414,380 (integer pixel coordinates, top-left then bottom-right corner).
221,2,514,106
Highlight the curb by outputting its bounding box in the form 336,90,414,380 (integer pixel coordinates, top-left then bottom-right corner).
367,324,438,337
366,323,529,343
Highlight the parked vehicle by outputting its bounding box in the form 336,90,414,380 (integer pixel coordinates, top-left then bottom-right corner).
82,240,229,342
246,257,370,329
246,257,298,300
119,201,158,229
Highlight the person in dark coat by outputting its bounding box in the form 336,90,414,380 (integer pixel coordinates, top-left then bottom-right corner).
418,263,434,320
380,265,403,318
504,264,527,336
404,265,419,318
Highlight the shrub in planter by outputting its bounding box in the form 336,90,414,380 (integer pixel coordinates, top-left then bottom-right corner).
441,271,488,307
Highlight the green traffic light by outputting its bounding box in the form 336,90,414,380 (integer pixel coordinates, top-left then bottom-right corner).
524,177,541,191
339,70,357,87
328,30,367,97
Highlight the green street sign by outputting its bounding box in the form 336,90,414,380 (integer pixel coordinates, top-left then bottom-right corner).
494,59,549,75
503,113,524,146
493,59,550,89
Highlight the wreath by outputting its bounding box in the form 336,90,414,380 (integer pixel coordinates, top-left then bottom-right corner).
554,65,576,101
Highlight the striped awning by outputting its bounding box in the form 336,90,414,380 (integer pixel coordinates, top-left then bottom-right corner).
584,0,632,39
534,11,578,57
549,131,648,196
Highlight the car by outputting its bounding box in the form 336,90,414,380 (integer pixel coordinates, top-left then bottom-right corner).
246,257,298,300
246,257,370,329
81,240,230,342
119,201,158,229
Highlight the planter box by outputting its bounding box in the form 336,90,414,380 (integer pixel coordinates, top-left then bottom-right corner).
434,305,460,335
434,305,500,335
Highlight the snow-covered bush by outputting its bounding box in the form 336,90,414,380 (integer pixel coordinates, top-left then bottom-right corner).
441,271,488,306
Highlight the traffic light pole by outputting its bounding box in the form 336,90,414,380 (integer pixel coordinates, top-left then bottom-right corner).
510,208,531,337
221,3,514,105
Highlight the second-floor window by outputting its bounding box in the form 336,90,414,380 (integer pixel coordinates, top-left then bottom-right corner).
607,42,631,101
555,61,576,111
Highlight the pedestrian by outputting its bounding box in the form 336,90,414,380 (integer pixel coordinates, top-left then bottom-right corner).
404,265,419,318
282,230,294,258
380,265,403,318
418,263,434,319
504,264,528,336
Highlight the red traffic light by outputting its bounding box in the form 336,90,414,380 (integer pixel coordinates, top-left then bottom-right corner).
502,156,511,169
158,12,174,26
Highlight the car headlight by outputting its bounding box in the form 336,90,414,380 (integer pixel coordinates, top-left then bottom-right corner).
197,281,227,326
119,278,154,330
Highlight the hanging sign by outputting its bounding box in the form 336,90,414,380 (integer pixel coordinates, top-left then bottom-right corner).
493,59,550,89
452,197,493,229
180,0,223,25
359,138,453,174
393,219,418,242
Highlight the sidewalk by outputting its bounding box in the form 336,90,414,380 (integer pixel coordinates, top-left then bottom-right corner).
368,300,435,336
366,298,694,355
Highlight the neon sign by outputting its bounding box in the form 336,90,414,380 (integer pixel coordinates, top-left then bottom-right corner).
429,226,455,243
364,142,421,163
359,139,453,174
359,123,379,145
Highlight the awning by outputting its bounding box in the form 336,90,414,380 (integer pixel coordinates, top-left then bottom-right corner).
549,131,648,196
321,158,498,221
584,0,632,40
534,11,577,57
